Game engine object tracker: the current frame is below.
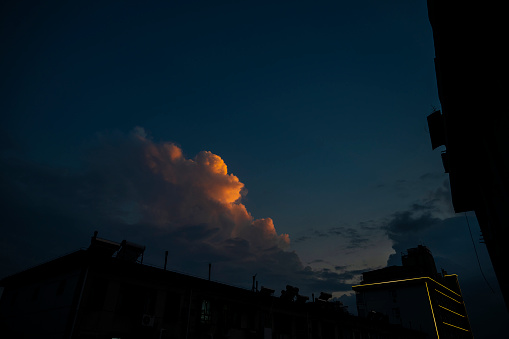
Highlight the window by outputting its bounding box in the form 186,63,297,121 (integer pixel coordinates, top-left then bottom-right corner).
115,284,138,315
390,289,397,303
201,300,211,324
87,278,109,311
56,280,66,296
392,307,400,319
31,286,40,301
10,290,19,309
164,291,181,321
142,288,157,314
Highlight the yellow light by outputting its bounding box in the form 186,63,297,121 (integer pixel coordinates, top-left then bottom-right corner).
438,305,466,317
443,322,469,332
352,276,461,297
444,274,474,329
434,289,462,304
426,282,440,339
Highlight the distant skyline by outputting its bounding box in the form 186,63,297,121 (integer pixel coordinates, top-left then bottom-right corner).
0,1,507,337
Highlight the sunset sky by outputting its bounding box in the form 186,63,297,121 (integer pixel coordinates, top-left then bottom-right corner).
1,1,507,337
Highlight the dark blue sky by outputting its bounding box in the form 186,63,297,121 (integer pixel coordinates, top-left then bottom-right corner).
1,1,507,337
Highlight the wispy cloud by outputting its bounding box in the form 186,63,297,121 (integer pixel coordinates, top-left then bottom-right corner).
294,225,372,250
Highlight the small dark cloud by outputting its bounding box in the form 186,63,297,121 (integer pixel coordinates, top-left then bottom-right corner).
382,179,454,245
327,226,370,249
410,201,435,211
170,224,220,242
337,268,369,281
384,211,441,235
295,268,353,294
313,230,328,237
293,235,310,243
308,259,325,264
347,237,369,249
379,173,451,203
328,227,344,236
358,220,378,230
418,172,444,181
293,225,373,250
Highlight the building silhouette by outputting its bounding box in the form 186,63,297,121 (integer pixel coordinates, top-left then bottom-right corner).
0,233,426,339
426,0,509,310
353,245,473,339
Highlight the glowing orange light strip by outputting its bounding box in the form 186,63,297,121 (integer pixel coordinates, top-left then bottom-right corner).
426,282,440,339
438,305,465,317
434,289,462,304
352,276,461,297
444,274,474,329
443,322,469,332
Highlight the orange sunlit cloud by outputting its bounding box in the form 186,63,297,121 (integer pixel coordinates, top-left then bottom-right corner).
134,128,290,252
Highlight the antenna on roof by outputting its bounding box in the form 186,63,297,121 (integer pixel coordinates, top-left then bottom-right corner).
252,274,257,292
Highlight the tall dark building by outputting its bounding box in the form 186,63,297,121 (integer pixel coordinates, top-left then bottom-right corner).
353,245,473,339
426,0,509,310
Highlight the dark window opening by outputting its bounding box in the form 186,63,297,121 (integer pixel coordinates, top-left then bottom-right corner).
56,279,66,296
86,278,109,311
142,288,157,314
164,291,182,321
31,286,40,301
390,290,397,303
10,290,19,309
115,285,156,318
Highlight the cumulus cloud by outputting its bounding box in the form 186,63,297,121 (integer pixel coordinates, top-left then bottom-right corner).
0,127,352,299
84,127,290,253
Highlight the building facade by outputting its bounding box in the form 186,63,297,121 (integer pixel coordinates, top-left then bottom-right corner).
353,246,473,339
0,234,426,339
426,0,509,310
